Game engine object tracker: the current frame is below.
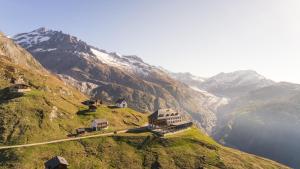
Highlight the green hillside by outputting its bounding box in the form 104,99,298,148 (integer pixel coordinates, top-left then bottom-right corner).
0,58,148,144
0,127,289,169
0,58,85,144
0,33,290,169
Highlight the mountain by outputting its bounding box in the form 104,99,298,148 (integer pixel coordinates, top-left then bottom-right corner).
169,72,229,112
0,32,43,71
0,32,290,168
168,72,206,88
0,32,89,144
13,28,217,133
212,82,300,168
172,69,300,168
199,70,275,98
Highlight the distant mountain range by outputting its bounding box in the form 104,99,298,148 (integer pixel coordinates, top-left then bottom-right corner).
12,28,300,168
172,69,300,168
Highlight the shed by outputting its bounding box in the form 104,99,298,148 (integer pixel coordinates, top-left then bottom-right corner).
76,128,86,135
88,105,97,112
44,156,69,169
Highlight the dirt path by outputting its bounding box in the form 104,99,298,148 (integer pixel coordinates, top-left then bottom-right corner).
0,129,128,150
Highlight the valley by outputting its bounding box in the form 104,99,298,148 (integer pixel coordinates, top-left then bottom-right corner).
172,70,300,168
9,28,300,168
0,31,291,168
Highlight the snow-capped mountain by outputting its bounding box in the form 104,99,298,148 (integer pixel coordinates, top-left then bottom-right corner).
166,71,229,111
12,28,300,168
0,32,44,71
168,72,206,86
13,27,218,133
199,70,275,98
14,27,156,77
13,27,54,49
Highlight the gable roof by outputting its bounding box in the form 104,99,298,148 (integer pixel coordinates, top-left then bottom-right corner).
82,100,96,105
115,98,126,104
92,119,108,124
149,108,180,120
89,105,97,109
45,156,69,168
10,84,30,89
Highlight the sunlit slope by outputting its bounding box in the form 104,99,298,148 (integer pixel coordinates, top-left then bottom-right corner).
0,32,289,169
0,59,148,144
0,127,289,169
0,33,147,145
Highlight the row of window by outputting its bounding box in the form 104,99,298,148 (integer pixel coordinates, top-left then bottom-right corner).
167,116,181,120
158,113,179,117
168,119,181,124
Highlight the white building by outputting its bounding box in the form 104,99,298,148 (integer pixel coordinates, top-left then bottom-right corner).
115,98,127,108
91,119,109,131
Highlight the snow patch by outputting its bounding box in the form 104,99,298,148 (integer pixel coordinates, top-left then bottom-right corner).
91,48,118,66
191,75,206,82
190,86,230,111
90,48,151,76
13,29,52,49
33,48,57,52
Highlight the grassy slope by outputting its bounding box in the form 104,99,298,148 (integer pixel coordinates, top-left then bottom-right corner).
0,127,289,169
0,58,86,144
0,58,148,145
0,39,289,168
77,106,148,132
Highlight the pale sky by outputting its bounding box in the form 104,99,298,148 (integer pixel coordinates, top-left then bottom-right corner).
0,0,300,83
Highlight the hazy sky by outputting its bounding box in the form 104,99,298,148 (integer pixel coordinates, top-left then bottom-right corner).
1,0,300,83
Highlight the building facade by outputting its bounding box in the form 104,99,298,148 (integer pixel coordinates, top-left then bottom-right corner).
91,119,109,131
115,98,127,108
44,156,69,169
9,84,31,93
148,108,185,129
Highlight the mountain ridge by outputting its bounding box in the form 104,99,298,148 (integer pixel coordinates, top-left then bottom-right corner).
12,27,300,168
13,27,221,133
162,69,300,168
0,32,290,168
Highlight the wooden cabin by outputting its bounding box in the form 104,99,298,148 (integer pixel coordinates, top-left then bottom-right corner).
88,105,97,112
44,156,69,169
82,99,102,106
91,119,109,131
76,128,86,135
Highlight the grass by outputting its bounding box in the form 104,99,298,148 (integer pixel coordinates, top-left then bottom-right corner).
0,59,290,169
77,106,148,131
0,127,289,169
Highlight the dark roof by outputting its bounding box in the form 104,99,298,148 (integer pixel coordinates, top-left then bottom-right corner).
82,100,96,105
11,84,30,89
89,105,97,109
115,98,126,104
76,128,85,132
149,111,158,119
149,109,180,120
45,156,69,168
93,119,108,124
